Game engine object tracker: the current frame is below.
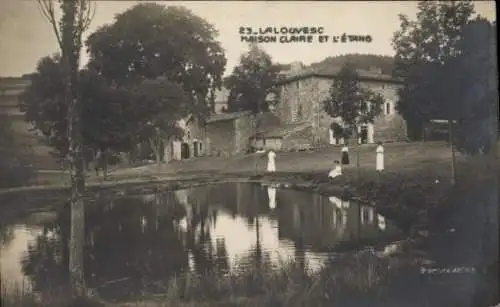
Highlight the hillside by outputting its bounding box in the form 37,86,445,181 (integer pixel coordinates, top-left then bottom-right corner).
307,53,394,75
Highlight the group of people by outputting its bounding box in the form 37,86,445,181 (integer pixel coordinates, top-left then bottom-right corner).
262,141,385,178
328,141,385,179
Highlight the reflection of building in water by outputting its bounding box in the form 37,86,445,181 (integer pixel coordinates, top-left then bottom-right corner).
360,206,375,225
169,183,400,274
0,225,41,294
278,190,397,253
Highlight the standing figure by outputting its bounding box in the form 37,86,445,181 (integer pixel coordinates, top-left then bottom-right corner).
377,214,386,231
267,150,276,172
328,160,342,180
341,144,350,165
376,141,384,172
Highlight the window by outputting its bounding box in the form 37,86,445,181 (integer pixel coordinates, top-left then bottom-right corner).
386,102,391,115
297,104,303,119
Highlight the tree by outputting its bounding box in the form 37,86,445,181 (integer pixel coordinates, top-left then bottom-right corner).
37,0,95,298
21,55,190,177
323,63,384,177
391,1,495,185
453,18,496,155
20,57,131,178
392,1,475,141
86,3,226,120
224,44,280,113
129,78,190,166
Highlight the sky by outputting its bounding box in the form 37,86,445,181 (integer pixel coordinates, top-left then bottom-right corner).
0,1,496,77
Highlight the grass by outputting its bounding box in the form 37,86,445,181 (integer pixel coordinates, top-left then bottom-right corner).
2,249,415,307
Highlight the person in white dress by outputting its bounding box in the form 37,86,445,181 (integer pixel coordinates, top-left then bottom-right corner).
328,160,342,180
267,150,276,172
376,142,384,172
377,214,386,231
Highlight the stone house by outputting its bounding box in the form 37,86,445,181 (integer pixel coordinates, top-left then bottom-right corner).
166,114,206,162
272,66,407,147
204,111,254,157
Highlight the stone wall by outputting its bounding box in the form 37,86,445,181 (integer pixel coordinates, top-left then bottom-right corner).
187,117,206,156
205,120,235,157
263,138,282,151
275,76,407,145
234,115,254,154
281,126,314,151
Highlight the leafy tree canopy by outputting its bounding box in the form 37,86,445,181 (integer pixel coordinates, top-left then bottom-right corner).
323,62,384,138
224,44,280,114
20,56,189,159
391,1,476,139
85,3,227,119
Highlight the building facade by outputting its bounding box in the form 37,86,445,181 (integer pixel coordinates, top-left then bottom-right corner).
167,115,206,162
204,112,254,157
273,67,407,146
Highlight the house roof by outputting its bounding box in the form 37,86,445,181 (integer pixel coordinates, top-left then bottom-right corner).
213,87,277,105
275,66,403,85
206,111,251,124
0,77,31,90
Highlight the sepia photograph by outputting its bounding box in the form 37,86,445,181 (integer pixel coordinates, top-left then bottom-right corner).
0,1,498,306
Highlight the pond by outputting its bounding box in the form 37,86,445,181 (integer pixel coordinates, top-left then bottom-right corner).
0,182,403,302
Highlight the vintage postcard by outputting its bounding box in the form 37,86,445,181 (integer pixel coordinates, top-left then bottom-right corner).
0,1,498,307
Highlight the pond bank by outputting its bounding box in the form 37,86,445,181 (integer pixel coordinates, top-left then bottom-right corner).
0,156,491,235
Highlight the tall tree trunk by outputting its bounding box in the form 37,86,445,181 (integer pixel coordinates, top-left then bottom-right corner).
448,119,456,186
102,150,108,181
67,65,86,300
61,2,86,298
254,116,258,174
354,127,361,179
155,127,162,169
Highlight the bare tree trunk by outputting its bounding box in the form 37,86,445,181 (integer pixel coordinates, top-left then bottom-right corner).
254,114,259,174
154,127,162,169
448,119,456,186
61,3,88,299
102,150,108,180
354,127,361,179
38,1,94,298
67,66,86,299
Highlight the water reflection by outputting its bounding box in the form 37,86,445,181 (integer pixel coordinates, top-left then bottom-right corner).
0,182,402,301
0,225,41,294
267,186,277,210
